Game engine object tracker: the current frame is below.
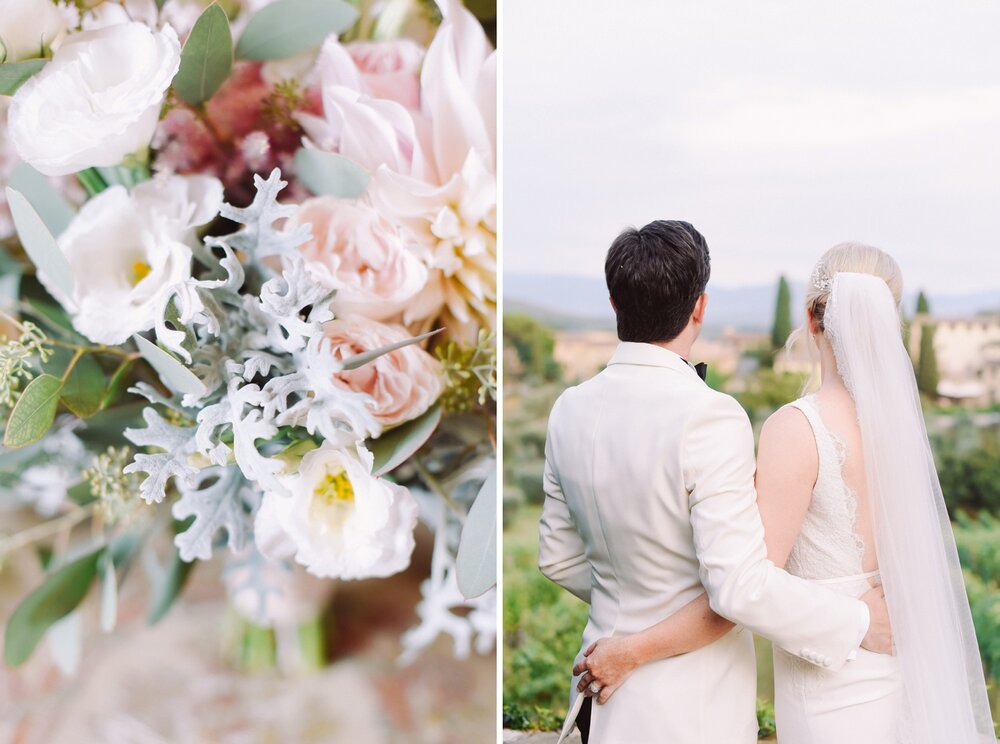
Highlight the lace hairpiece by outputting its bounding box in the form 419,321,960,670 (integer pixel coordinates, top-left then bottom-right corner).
812,264,833,292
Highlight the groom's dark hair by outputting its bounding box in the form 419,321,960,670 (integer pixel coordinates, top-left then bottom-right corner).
605,220,711,343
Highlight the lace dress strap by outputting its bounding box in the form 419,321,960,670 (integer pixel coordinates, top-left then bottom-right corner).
782,394,867,580
786,395,839,476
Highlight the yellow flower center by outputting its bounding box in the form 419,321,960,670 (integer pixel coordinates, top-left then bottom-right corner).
309,467,356,534
313,469,355,505
131,261,152,286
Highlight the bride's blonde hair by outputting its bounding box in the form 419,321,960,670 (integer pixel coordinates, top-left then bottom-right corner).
787,242,904,383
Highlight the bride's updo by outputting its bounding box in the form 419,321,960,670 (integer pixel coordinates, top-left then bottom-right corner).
800,241,903,336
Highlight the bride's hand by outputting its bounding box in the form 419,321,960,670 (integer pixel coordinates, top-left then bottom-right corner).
572,636,640,704
860,585,894,655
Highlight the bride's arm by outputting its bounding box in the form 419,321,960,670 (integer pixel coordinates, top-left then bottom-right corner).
575,407,816,704
753,406,817,568
573,591,734,703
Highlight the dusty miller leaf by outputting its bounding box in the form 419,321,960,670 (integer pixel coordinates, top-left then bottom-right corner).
218,169,311,262
172,465,254,562
123,407,199,504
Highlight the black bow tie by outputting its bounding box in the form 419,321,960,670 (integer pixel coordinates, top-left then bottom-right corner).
694,362,708,381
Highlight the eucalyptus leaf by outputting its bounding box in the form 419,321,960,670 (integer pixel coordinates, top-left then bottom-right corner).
134,334,207,398
339,329,441,371
148,544,196,624
4,546,104,666
0,59,47,95
21,297,86,342
99,551,118,633
60,353,106,418
370,405,442,477
67,480,96,505
5,187,74,299
0,441,43,474
101,358,136,410
108,530,143,586
7,162,74,236
371,0,420,41
3,373,63,449
46,611,82,677
294,148,369,198
0,248,21,308
236,0,358,60
455,469,497,599
174,4,233,105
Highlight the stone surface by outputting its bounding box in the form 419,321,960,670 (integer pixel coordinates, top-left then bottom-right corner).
503,730,580,743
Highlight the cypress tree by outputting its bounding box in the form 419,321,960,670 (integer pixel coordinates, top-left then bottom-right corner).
771,276,792,350
917,323,940,397
916,290,930,315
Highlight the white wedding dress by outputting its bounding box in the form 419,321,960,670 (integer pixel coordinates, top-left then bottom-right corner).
773,273,994,744
773,393,902,743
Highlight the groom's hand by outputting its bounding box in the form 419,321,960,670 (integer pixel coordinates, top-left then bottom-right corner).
860,586,894,655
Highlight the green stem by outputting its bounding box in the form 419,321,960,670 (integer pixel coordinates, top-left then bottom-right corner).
59,348,84,382
241,620,276,672
412,459,466,523
297,616,327,671
4,308,139,362
0,504,96,558
76,168,109,197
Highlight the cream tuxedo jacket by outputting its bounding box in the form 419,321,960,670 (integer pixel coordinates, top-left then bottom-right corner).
538,342,868,744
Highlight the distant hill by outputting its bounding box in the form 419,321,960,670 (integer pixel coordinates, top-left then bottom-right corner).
505,273,999,332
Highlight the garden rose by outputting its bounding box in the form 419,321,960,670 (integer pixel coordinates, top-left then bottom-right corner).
254,443,418,580
46,174,222,344
344,39,424,109
290,196,427,322
323,315,443,428
304,36,424,111
0,0,71,62
8,22,180,176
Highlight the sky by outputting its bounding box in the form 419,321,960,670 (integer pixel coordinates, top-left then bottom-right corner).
503,0,1000,294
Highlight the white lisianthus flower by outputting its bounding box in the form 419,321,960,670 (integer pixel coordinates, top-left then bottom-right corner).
8,22,180,176
254,444,419,580
45,174,222,345
0,0,70,62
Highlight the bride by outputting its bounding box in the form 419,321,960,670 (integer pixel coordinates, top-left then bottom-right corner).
573,243,995,743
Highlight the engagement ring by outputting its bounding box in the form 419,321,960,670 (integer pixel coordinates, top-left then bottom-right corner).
588,682,601,694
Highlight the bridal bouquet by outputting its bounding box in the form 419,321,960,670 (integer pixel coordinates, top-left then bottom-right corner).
0,0,496,673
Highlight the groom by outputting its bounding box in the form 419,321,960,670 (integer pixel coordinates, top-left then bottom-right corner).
538,221,891,744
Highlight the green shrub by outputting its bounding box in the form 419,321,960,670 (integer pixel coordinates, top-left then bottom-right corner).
936,427,1000,515
503,510,589,731
507,457,545,505
757,699,777,739
504,314,562,382
955,512,1000,683
732,369,806,423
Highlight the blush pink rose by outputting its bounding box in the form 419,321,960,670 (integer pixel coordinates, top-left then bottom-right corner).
323,316,443,428
290,196,428,322
347,39,424,110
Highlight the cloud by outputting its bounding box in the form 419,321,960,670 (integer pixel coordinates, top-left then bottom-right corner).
503,0,1000,294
